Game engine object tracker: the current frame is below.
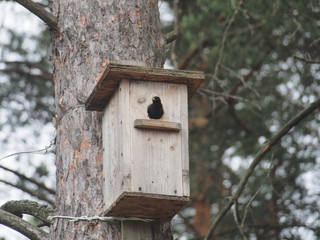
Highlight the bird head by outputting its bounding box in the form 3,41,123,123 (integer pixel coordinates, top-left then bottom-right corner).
152,96,161,103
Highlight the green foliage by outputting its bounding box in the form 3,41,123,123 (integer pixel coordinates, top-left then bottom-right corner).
0,26,53,132
0,4,54,239
164,0,320,239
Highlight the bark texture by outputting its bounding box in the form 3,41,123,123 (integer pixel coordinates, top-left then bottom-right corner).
50,0,167,239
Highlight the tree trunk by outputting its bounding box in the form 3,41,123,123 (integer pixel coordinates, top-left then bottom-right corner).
50,0,169,239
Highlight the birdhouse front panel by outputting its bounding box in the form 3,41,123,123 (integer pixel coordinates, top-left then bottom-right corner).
129,80,189,197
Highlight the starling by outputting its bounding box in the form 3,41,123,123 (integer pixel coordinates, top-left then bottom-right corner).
147,96,164,119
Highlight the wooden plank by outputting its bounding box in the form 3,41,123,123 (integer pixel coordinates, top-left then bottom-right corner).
180,85,190,197
134,119,181,132
129,82,183,196
102,87,120,208
118,80,132,193
105,192,189,220
85,63,204,111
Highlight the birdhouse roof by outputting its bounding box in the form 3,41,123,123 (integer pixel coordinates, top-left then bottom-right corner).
85,63,204,111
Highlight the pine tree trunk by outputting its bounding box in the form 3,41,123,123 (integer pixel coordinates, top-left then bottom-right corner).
50,0,170,238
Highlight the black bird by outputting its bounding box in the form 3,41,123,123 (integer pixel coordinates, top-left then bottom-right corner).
147,96,164,119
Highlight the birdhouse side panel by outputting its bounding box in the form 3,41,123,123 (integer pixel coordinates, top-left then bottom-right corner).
102,86,131,208
129,81,186,196
179,85,190,197
117,79,132,193
102,92,118,208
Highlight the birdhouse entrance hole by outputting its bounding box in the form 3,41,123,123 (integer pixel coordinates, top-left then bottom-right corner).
85,63,204,220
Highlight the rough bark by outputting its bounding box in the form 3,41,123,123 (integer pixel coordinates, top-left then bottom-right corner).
50,0,167,239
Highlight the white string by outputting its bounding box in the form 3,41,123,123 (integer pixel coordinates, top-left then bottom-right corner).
0,139,55,161
48,215,154,223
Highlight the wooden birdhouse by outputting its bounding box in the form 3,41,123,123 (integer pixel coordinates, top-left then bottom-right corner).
85,63,204,220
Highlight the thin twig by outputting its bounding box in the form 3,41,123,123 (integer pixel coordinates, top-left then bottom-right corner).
176,212,200,236
178,39,215,69
293,56,320,64
241,152,274,226
199,88,245,100
2,60,53,80
210,0,244,88
233,200,248,240
219,64,260,97
204,97,320,240
171,0,180,69
212,222,317,238
205,50,271,118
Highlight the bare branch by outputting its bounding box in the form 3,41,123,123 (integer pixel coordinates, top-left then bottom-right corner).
166,31,179,44
229,22,265,37
176,212,200,236
0,165,55,195
232,200,248,240
219,64,260,97
204,97,320,240
177,22,264,70
0,209,49,240
13,0,58,32
212,222,318,238
228,103,253,135
294,55,320,64
2,60,53,81
1,200,53,226
178,39,215,69
0,179,54,205
205,50,271,118
241,154,274,227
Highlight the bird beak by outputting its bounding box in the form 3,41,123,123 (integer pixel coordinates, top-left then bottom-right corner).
152,97,155,101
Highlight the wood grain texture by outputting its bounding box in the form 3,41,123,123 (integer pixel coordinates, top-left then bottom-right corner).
129,81,183,197
105,192,189,221
85,63,204,111
103,85,121,209
121,221,152,240
180,85,190,197
134,119,181,132
118,80,132,195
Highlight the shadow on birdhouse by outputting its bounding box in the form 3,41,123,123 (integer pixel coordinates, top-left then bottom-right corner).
85,63,204,220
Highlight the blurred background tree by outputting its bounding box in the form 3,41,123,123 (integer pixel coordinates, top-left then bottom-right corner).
162,0,320,239
0,0,319,239
0,0,55,239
